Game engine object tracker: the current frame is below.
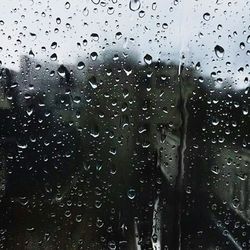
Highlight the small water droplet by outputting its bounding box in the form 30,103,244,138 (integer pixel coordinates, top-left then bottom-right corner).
51,42,57,49
88,76,98,89
90,33,99,41
77,61,85,70
203,12,211,21
129,0,141,11
115,32,122,40
57,65,67,78
90,52,98,60
144,54,152,65
127,188,136,200
65,2,71,9
56,17,61,24
162,23,168,29
50,53,57,61
152,2,157,10
138,10,145,18
91,0,100,4
214,45,224,58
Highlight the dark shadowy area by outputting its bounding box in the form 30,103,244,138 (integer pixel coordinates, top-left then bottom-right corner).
0,54,249,250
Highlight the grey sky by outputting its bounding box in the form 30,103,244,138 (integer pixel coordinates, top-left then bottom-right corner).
0,0,249,89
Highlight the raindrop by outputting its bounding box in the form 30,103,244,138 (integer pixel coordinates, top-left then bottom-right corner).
83,7,89,16
50,42,57,49
162,23,168,29
90,33,99,41
203,12,211,21
115,32,122,40
144,54,152,65
57,65,67,78
240,42,245,50
152,2,157,10
129,0,141,11
83,39,88,46
56,17,61,24
247,35,250,43
29,50,35,57
138,10,145,18
108,241,116,250
88,76,98,89
29,32,37,40
214,45,224,58
107,7,115,15
50,53,57,61
127,188,136,200
65,2,71,9
91,0,100,4
90,52,98,60
77,61,85,70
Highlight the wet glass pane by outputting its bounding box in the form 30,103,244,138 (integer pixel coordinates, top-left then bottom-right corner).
0,0,249,249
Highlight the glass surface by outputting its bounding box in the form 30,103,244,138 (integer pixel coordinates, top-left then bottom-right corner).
0,0,249,249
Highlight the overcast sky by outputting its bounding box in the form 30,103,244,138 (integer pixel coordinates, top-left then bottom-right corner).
0,0,249,89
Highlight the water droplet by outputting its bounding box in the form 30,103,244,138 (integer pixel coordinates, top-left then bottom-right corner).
96,218,104,228
65,2,71,9
50,53,57,61
75,214,82,223
115,32,122,40
240,42,245,50
91,0,100,4
203,12,211,21
29,32,37,40
214,45,224,58
56,17,61,24
162,23,168,29
144,54,152,65
108,241,116,250
90,52,98,60
152,2,157,10
29,50,35,57
77,61,85,70
138,10,145,18
247,35,250,43
129,0,141,11
88,76,98,89
127,188,136,200
51,42,57,49
211,165,220,175
107,7,115,15
57,65,67,78
83,39,88,46
90,33,99,41
83,7,89,16
35,64,41,70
